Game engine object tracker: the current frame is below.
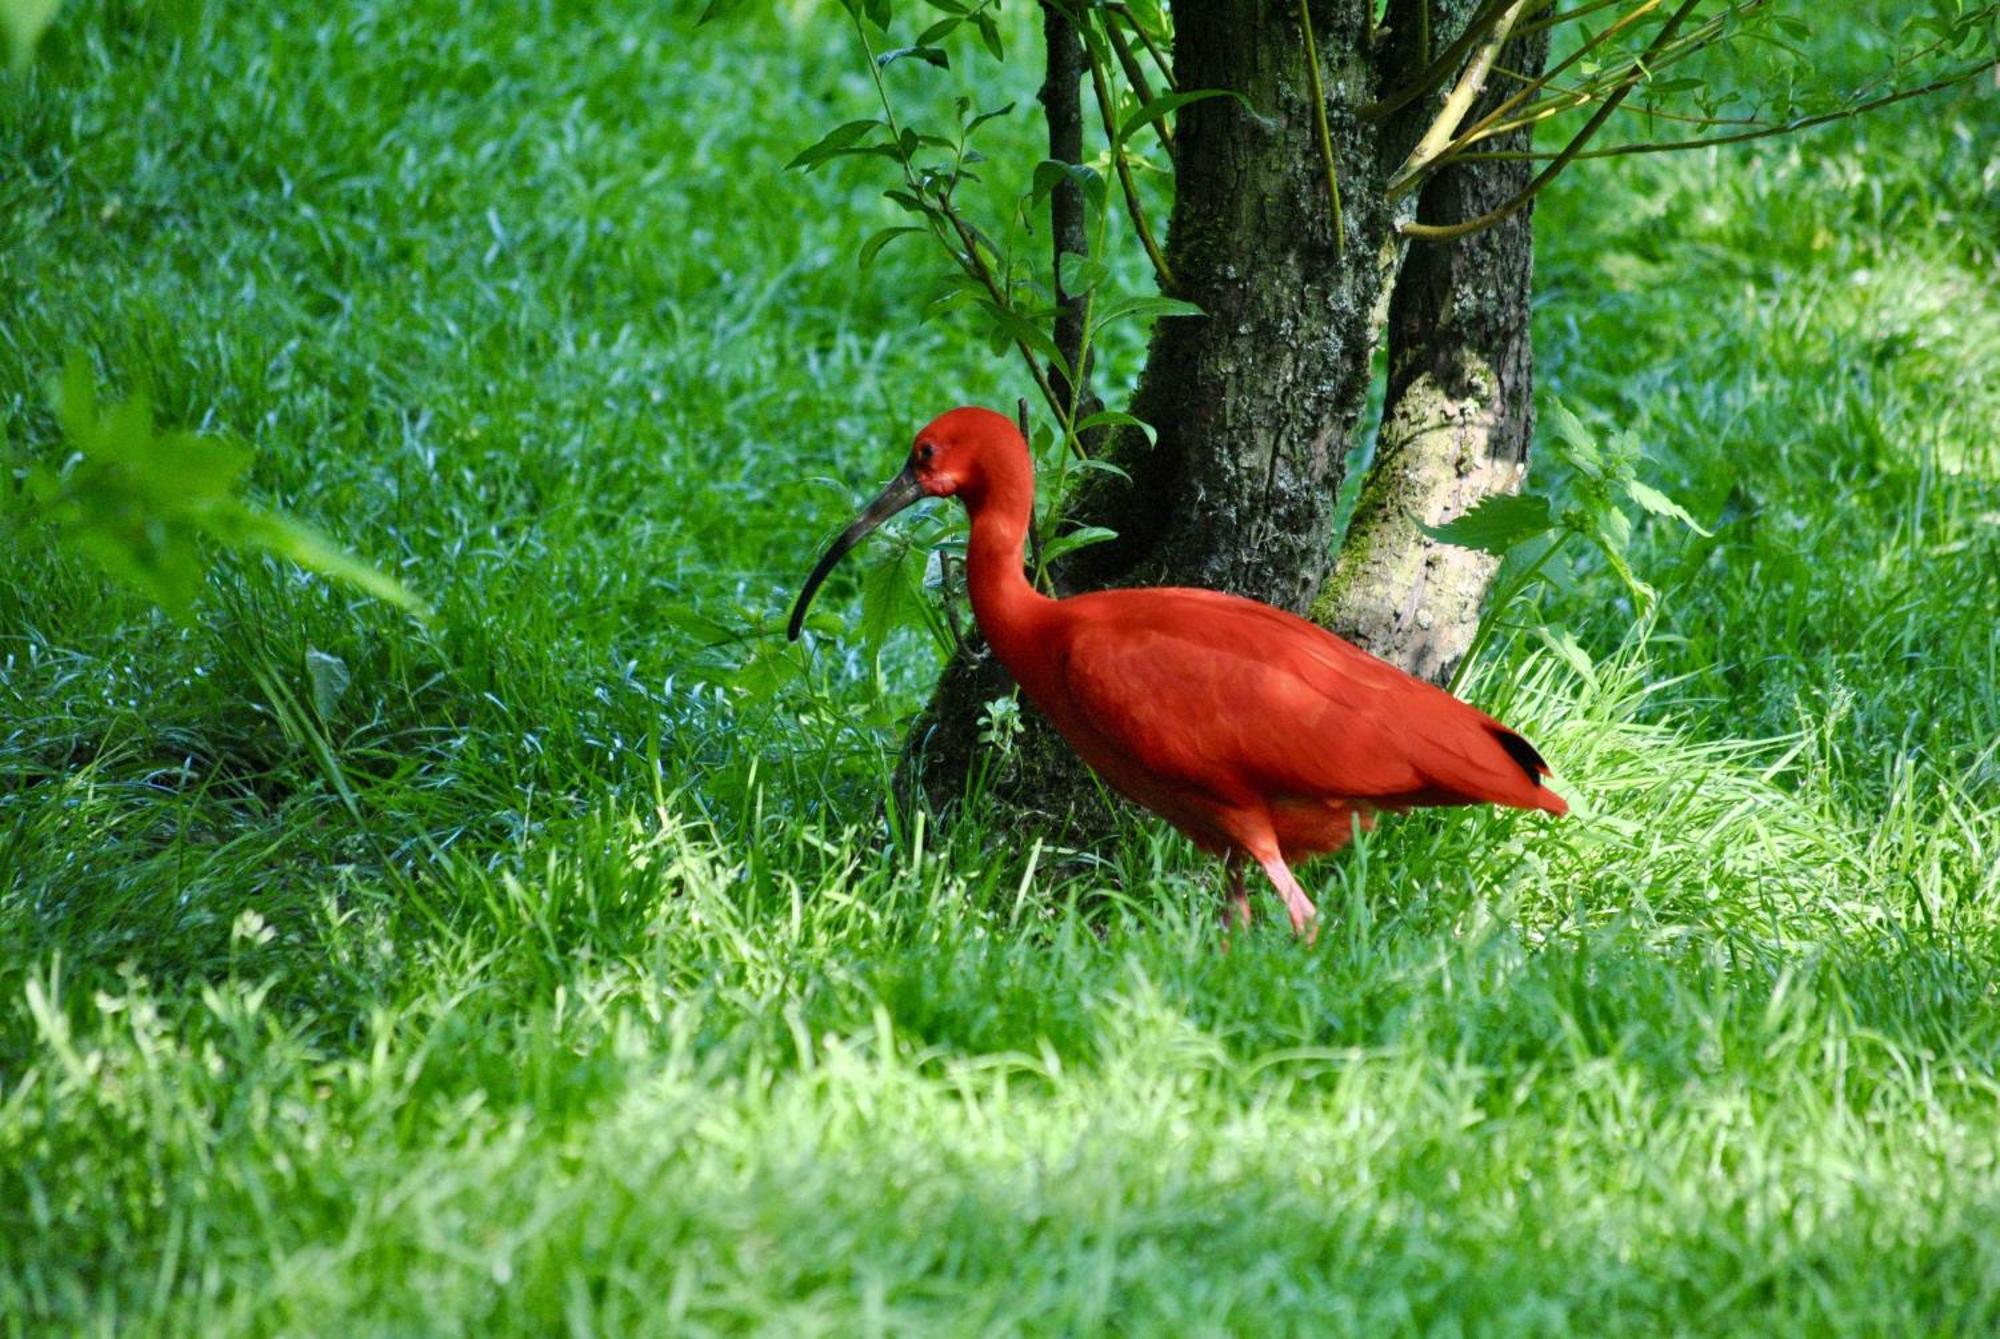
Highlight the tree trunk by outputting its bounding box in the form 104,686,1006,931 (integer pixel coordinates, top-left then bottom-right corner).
1313,18,1549,683
900,0,1531,827
1040,1,1097,417
1060,0,1389,609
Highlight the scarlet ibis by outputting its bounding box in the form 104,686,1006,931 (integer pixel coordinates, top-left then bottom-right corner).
789,407,1567,936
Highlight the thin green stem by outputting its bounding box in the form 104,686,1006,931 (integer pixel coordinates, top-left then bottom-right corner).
1298,0,1346,258
1448,63,1995,163
1085,31,1176,293
1449,531,1568,693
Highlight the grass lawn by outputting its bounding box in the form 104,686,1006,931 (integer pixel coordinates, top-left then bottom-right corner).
3,1,1998,1333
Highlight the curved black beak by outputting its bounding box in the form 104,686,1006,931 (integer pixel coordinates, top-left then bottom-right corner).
787,464,927,641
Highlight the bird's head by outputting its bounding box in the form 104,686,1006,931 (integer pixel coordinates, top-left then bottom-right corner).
903,405,1023,504
786,406,1027,641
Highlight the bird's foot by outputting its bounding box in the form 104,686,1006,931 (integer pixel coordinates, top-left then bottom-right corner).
1254,853,1318,945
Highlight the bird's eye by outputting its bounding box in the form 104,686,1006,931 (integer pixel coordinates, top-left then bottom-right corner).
915,443,935,465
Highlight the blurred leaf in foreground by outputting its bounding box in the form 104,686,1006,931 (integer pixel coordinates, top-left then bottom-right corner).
14,355,429,619
0,0,60,73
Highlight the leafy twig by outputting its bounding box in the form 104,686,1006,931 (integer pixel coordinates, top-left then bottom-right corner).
1083,23,1177,293
1400,0,1703,243
1450,62,1996,163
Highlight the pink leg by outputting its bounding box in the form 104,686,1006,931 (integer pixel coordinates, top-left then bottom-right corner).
1253,849,1319,943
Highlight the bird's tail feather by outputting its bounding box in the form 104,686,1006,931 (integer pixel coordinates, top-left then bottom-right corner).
1415,716,1568,816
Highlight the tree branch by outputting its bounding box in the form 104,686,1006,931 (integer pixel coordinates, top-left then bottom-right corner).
1515,0,1631,38
1437,0,1764,148
1105,12,1172,150
1400,0,1701,243
1040,1,1094,411
1388,0,1531,197
1108,3,1176,92
854,12,1077,446
1448,63,1997,163
1419,0,1660,172
1363,0,1523,123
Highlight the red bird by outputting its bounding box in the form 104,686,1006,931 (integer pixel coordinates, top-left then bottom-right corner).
789,407,1567,937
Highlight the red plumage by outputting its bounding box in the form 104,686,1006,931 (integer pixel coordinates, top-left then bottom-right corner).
790,407,1567,937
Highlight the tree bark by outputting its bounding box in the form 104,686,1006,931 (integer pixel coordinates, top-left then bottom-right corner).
1312,17,1549,684
1040,1,1096,415
1064,0,1391,608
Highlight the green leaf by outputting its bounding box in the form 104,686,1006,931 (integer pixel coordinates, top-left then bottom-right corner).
857,546,921,661
1546,400,1602,478
1030,159,1106,214
2,0,62,71
305,648,352,720
1057,250,1110,296
216,505,431,615
966,101,1014,135
914,15,960,44
1095,295,1205,326
975,300,1071,381
31,357,431,619
858,225,924,269
1115,88,1249,145
971,9,1003,59
728,642,803,703
1534,624,1599,690
1069,457,1132,482
1594,537,1655,609
784,119,882,172
1625,478,1714,536
656,603,734,643
876,45,948,71
1075,409,1157,447
695,0,750,22
1040,525,1118,562
1421,493,1554,555
883,187,934,218
1594,505,1632,553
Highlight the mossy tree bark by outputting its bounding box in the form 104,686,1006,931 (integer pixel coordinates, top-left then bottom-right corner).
900,0,1548,827
1313,17,1549,684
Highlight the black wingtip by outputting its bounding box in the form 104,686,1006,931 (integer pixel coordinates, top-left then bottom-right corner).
1492,728,1550,784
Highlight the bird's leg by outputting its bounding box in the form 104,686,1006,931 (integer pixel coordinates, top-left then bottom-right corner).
1222,852,1253,933
1253,850,1319,944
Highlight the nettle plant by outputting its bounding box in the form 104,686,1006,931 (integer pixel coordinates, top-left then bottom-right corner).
1424,400,1712,692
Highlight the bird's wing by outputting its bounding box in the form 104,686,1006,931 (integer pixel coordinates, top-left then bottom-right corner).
1047,587,1554,810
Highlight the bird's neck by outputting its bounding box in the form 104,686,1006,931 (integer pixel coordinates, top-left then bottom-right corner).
963,469,1051,668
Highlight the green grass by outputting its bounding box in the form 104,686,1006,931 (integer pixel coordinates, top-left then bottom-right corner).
4,1,1999,1333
